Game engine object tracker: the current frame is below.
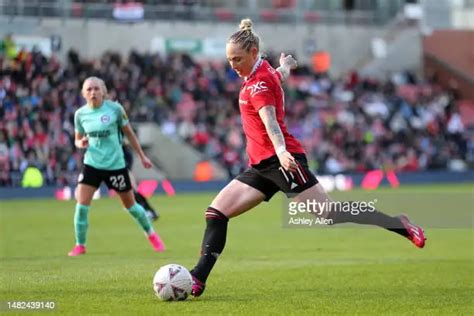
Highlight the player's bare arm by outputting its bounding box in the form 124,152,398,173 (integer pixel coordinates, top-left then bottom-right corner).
258,105,297,172
276,53,297,82
122,124,152,169
74,132,88,149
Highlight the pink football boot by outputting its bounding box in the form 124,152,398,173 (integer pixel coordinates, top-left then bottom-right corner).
148,232,166,252
68,245,86,257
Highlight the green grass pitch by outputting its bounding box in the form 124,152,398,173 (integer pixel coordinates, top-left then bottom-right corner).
1,184,473,315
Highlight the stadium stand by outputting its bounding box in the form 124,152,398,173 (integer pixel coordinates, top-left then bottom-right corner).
0,35,471,186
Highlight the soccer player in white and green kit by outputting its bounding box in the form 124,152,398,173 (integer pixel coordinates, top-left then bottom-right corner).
68,76,165,256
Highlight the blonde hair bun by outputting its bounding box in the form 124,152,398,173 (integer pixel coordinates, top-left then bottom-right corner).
239,18,253,31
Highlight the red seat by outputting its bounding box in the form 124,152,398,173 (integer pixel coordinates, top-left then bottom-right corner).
304,11,320,23
260,9,279,22
71,2,83,17
214,8,235,21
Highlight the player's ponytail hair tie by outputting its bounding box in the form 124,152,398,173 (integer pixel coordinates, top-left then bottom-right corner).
239,18,253,32
229,18,260,52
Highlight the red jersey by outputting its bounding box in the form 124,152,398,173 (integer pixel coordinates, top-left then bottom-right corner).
239,59,305,165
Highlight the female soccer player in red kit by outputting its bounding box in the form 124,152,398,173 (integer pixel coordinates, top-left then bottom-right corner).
189,19,426,297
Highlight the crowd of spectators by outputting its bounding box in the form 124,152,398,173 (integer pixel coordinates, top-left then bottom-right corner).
0,38,472,186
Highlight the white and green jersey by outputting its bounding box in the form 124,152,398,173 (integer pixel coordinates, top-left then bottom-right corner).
74,100,129,170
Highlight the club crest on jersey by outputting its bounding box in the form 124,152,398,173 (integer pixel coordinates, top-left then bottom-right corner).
100,114,111,124
247,81,268,97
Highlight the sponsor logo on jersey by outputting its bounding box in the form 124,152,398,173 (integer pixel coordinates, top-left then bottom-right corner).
239,99,248,105
88,130,110,138
246,81,268,97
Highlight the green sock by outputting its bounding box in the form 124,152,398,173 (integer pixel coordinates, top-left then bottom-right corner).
128,202,153,235
74,204,89,245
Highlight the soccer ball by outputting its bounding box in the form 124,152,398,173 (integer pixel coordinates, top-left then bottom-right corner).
153,264,193,301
